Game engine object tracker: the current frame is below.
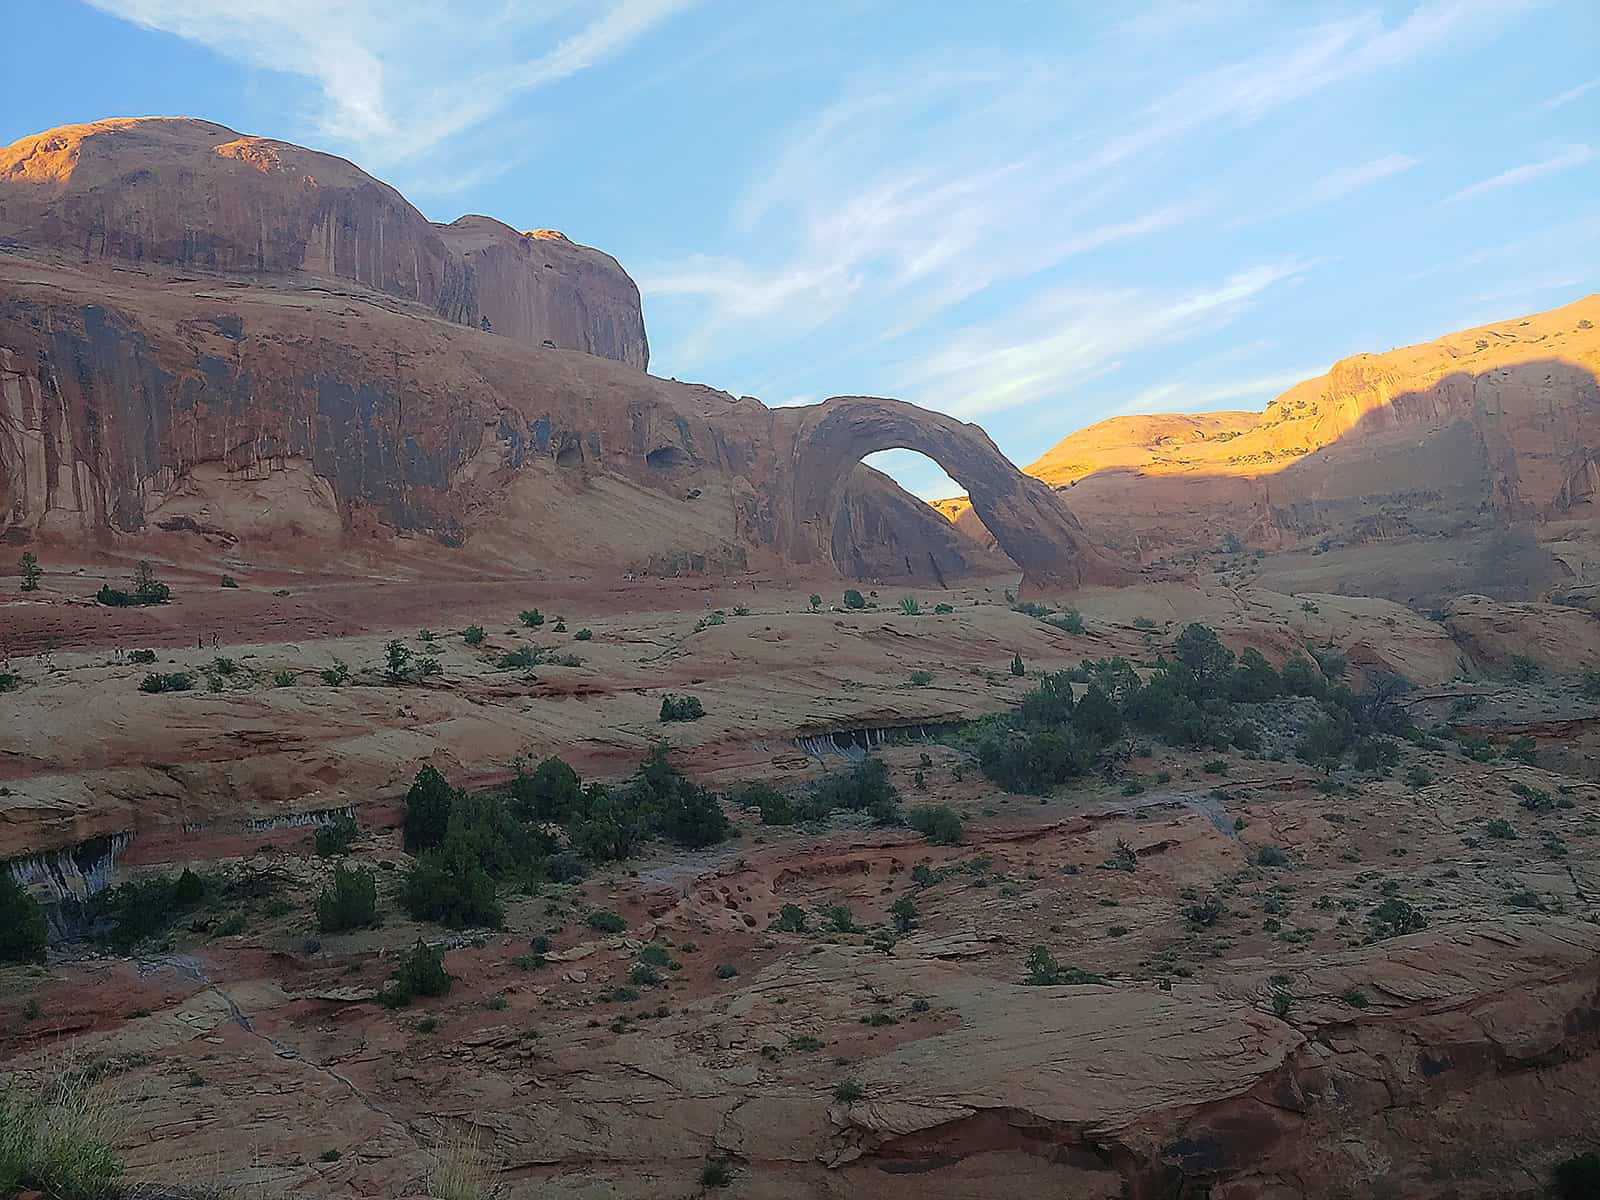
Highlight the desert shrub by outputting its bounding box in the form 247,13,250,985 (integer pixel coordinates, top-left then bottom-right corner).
586,909,627,934
1230,648,1280,702
17,551,42,592
314,814,358,857
0,874,47,964
1010,652,1025,676
659,694,705,722
97,868,207,951
1184,895,1226,928
317,863,378,932
773,904,808,932
1508,654,1542,682
1231,722,1263,752
320,659,351,686
909,669,934,687
128,649,157,664
1506,735,1537,765
1024,944,1062,985
399,844,502,929
568,785,648,862
1018,671,1076,727
714,963,738,979
1071,685,1122,743
1367,897,1427,940
738,782,795,826
220,575,239,589
1405,764,1433,788
272,669,297,688
403,765,456,853
211,656,238,677
574,628,593,641
809,757,901,825
138,672,194,694
934,602,954,614
843,589,866,610
384,940,451,1006
519,608,545,627
807,593,822,611
1279,654,1327,699
825,904,856,932
462,625,486,646
977,726,1094,794
899,596,920,615
1296,708,1356,765
1352,737,1400,771
833,1078,864,1103
497,646,538,670
509,756,584,822
907,804,962,845
96,561,170,607
890,896,918,933
1255,845,1289,868
1484,817,1518,840
1048,608,1086,634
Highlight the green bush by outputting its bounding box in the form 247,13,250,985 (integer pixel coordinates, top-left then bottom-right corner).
586,909,627,934
97,868,207,951
1367,897,1427,940
809,757,901,825
128,649,157,664
890,896,918,933
519,609,545,627
317,863,378,932
271,669,297,688
509,756,584,822
462,625,486,646
843,589,866,610
738,782,796,825
574,628,593,641
220,575,239,589
976,726,1093,794
907,805,962,845
403,765,455,853
909,669,934,687
314,814,358,857
138,672,194,693
0,875,47,964
18,551,42,592
659,694,705,722
773,904,808,932
1010,652,1025,676
899,596,920,615
1024,944,1062,985
934,602,954,614
399,843,502,928
384,940,451,1006
498,645,538,669
320,660,351,686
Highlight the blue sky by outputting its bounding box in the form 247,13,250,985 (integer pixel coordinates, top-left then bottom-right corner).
4,1,1598,499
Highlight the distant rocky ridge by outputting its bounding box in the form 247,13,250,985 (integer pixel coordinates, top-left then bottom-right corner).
937,295,1600,603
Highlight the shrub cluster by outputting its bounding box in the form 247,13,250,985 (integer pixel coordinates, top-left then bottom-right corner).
95,868,207,951
397,748,732,928
96,560,171,607
659,694,705,722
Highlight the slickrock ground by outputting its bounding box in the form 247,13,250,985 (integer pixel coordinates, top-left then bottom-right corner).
3,564,1598,1199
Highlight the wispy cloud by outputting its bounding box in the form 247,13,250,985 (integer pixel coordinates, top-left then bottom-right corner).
1439,144,1598,206
1111,368,1317,417
1542,77,1600,110
903,258,1321,421
85,0,692,172
1232,153,1420,227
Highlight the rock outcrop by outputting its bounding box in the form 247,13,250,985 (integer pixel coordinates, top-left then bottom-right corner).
0,118,648,368
937,295,1600,601
0,117,1113,592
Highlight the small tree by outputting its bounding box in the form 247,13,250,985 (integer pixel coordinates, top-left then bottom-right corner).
18,552,41,592
890,896,918,933
384,640,412,683
0,873,47,963
133,560,170,604
808,594,822,612
1010,652,1025,676
317,863,378,932
403,765,454,852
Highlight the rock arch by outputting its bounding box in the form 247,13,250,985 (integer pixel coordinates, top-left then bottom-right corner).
784,396,1129,592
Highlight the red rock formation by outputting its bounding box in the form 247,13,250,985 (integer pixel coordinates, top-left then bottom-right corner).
0,118,647,368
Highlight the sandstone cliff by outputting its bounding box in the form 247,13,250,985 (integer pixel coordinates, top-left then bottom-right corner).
0,118,648,368
938,295,1600,601
0,118,1112,590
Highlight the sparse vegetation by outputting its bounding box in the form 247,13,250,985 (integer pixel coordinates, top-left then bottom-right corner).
907,804,962,845
314,813,358,857
138,671,193,693
0,874,47,964
0,1074,126,1198
220,574,239,589
519,608,545,627
317,863,378,932
96,560,171,607
18,552,41,592
462,624,486,645
382,941,451,1008
659,694,705,722
899,596,920,615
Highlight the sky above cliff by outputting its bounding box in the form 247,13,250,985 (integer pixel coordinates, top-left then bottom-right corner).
5,1,1599,499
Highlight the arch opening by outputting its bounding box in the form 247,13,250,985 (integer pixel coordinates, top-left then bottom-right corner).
786,395,1126,593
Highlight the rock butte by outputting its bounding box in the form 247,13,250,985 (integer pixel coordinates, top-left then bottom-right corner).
1,117,1598,1200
